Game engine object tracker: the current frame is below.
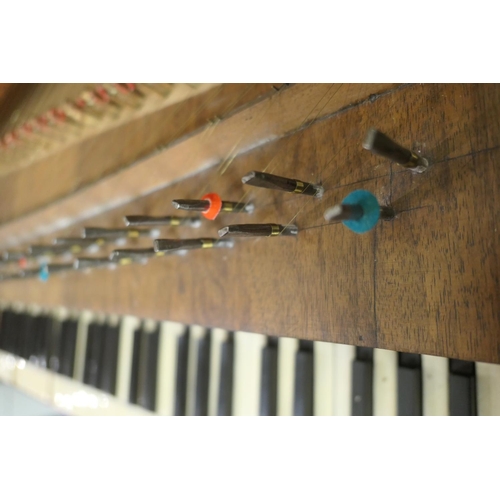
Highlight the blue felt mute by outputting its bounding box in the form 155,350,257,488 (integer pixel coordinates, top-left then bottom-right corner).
39,264,49,282
324,190,382,234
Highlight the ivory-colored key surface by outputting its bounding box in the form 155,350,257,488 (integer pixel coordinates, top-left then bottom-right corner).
313,341,335,416
115,316,140,404
277,337,299,416
233,331,266,416
373,348,398,416
73,311,94,382
156,321,186,416
332,344,355,416
422,355,449,416
476,362,500,416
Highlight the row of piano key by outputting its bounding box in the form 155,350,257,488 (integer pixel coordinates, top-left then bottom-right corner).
0,305,499,415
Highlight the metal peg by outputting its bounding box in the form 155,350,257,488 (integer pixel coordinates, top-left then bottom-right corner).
74,258,117,271
242,171,324,198
363,128,428,173
82,227,160,240
218,224,298,238
109,248,162,265
154,238,234,253
172,193,254,221
124,215,201,228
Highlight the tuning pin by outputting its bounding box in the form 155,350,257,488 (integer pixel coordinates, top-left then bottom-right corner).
29,243,89,258
172,193,254,221
124,215,202,228
74,258,117,272
82,227,160,241
241,171,324,198
323,189,395,234
53,237,104,253
218,224,298,238
2,251,26,263
363,128,428,173
109,248,161,265
154,238,234,254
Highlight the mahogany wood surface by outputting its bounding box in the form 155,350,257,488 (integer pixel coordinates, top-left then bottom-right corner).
1,83,499,363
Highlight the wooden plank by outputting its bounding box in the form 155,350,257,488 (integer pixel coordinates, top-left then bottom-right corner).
1,83,499,364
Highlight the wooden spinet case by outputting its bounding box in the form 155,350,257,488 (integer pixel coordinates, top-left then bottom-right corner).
1,83,499,364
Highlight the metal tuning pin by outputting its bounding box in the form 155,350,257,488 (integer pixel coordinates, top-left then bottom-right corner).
172,193,254,221
29,244,83,258
1,251,26,263
324,189,395,234
74,258,117,272
109,248,161,265
363,128,428,173
46,264,75,275
241,171,324,198
53,237,104,253
218,224,298,238
124,215,201,228
154,238,234,254
82,227,160,240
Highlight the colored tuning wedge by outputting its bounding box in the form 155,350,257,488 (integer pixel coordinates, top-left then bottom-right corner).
218,224,298,238
124,215,201,228
363,128,428,173
323,189,395,234
172,193,254,221
153,238,234,253
241,171,324,198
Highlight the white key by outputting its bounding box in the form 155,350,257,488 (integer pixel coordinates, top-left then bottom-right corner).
476,362,500,416
115,316,140,404
233,331,266,416
373,348,398,416
332,343,355,416
73,311,93,382
156,321,185,416
208,328,229,417
314,341,335,416
277,337,298,416
422,355,449,416
185,325,207,416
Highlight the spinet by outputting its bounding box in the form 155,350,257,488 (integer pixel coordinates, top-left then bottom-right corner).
0,83,499,415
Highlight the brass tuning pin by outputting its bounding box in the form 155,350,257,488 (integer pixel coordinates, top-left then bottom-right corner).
363,128,428,173
74,258,117,272
154,238,234,254
109,248,162,265
241,171,324,198
53,237,104,253
172,193,254,221
323,189,395,234
124,215,201,228
82,227,160,241
218,224,298,238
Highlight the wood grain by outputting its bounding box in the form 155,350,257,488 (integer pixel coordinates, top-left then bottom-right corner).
1,83,499,364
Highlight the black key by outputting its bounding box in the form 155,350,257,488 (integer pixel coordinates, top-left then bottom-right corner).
294,340,314,416
449,359,477,416
10,311,23,356
218,332,234,416
59,319,78,377
47,316,64,373
352,347,373,416
97,322,120,394
398,353,423,416
0,309,15,353
260,337,278,416
84,322,105,388
31,314,51,368
19,313,35,360
136,324,160,411
175,328,189,416
129,324,143,404
0,308,5,350
194,330,211,416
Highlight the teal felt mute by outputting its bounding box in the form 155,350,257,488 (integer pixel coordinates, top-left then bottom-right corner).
39,264,49,282
323,190,395,234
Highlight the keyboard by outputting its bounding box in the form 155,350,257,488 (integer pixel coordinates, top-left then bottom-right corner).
0,304,499,416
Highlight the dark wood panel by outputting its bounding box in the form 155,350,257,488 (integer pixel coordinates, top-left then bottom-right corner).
1,83,499,364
